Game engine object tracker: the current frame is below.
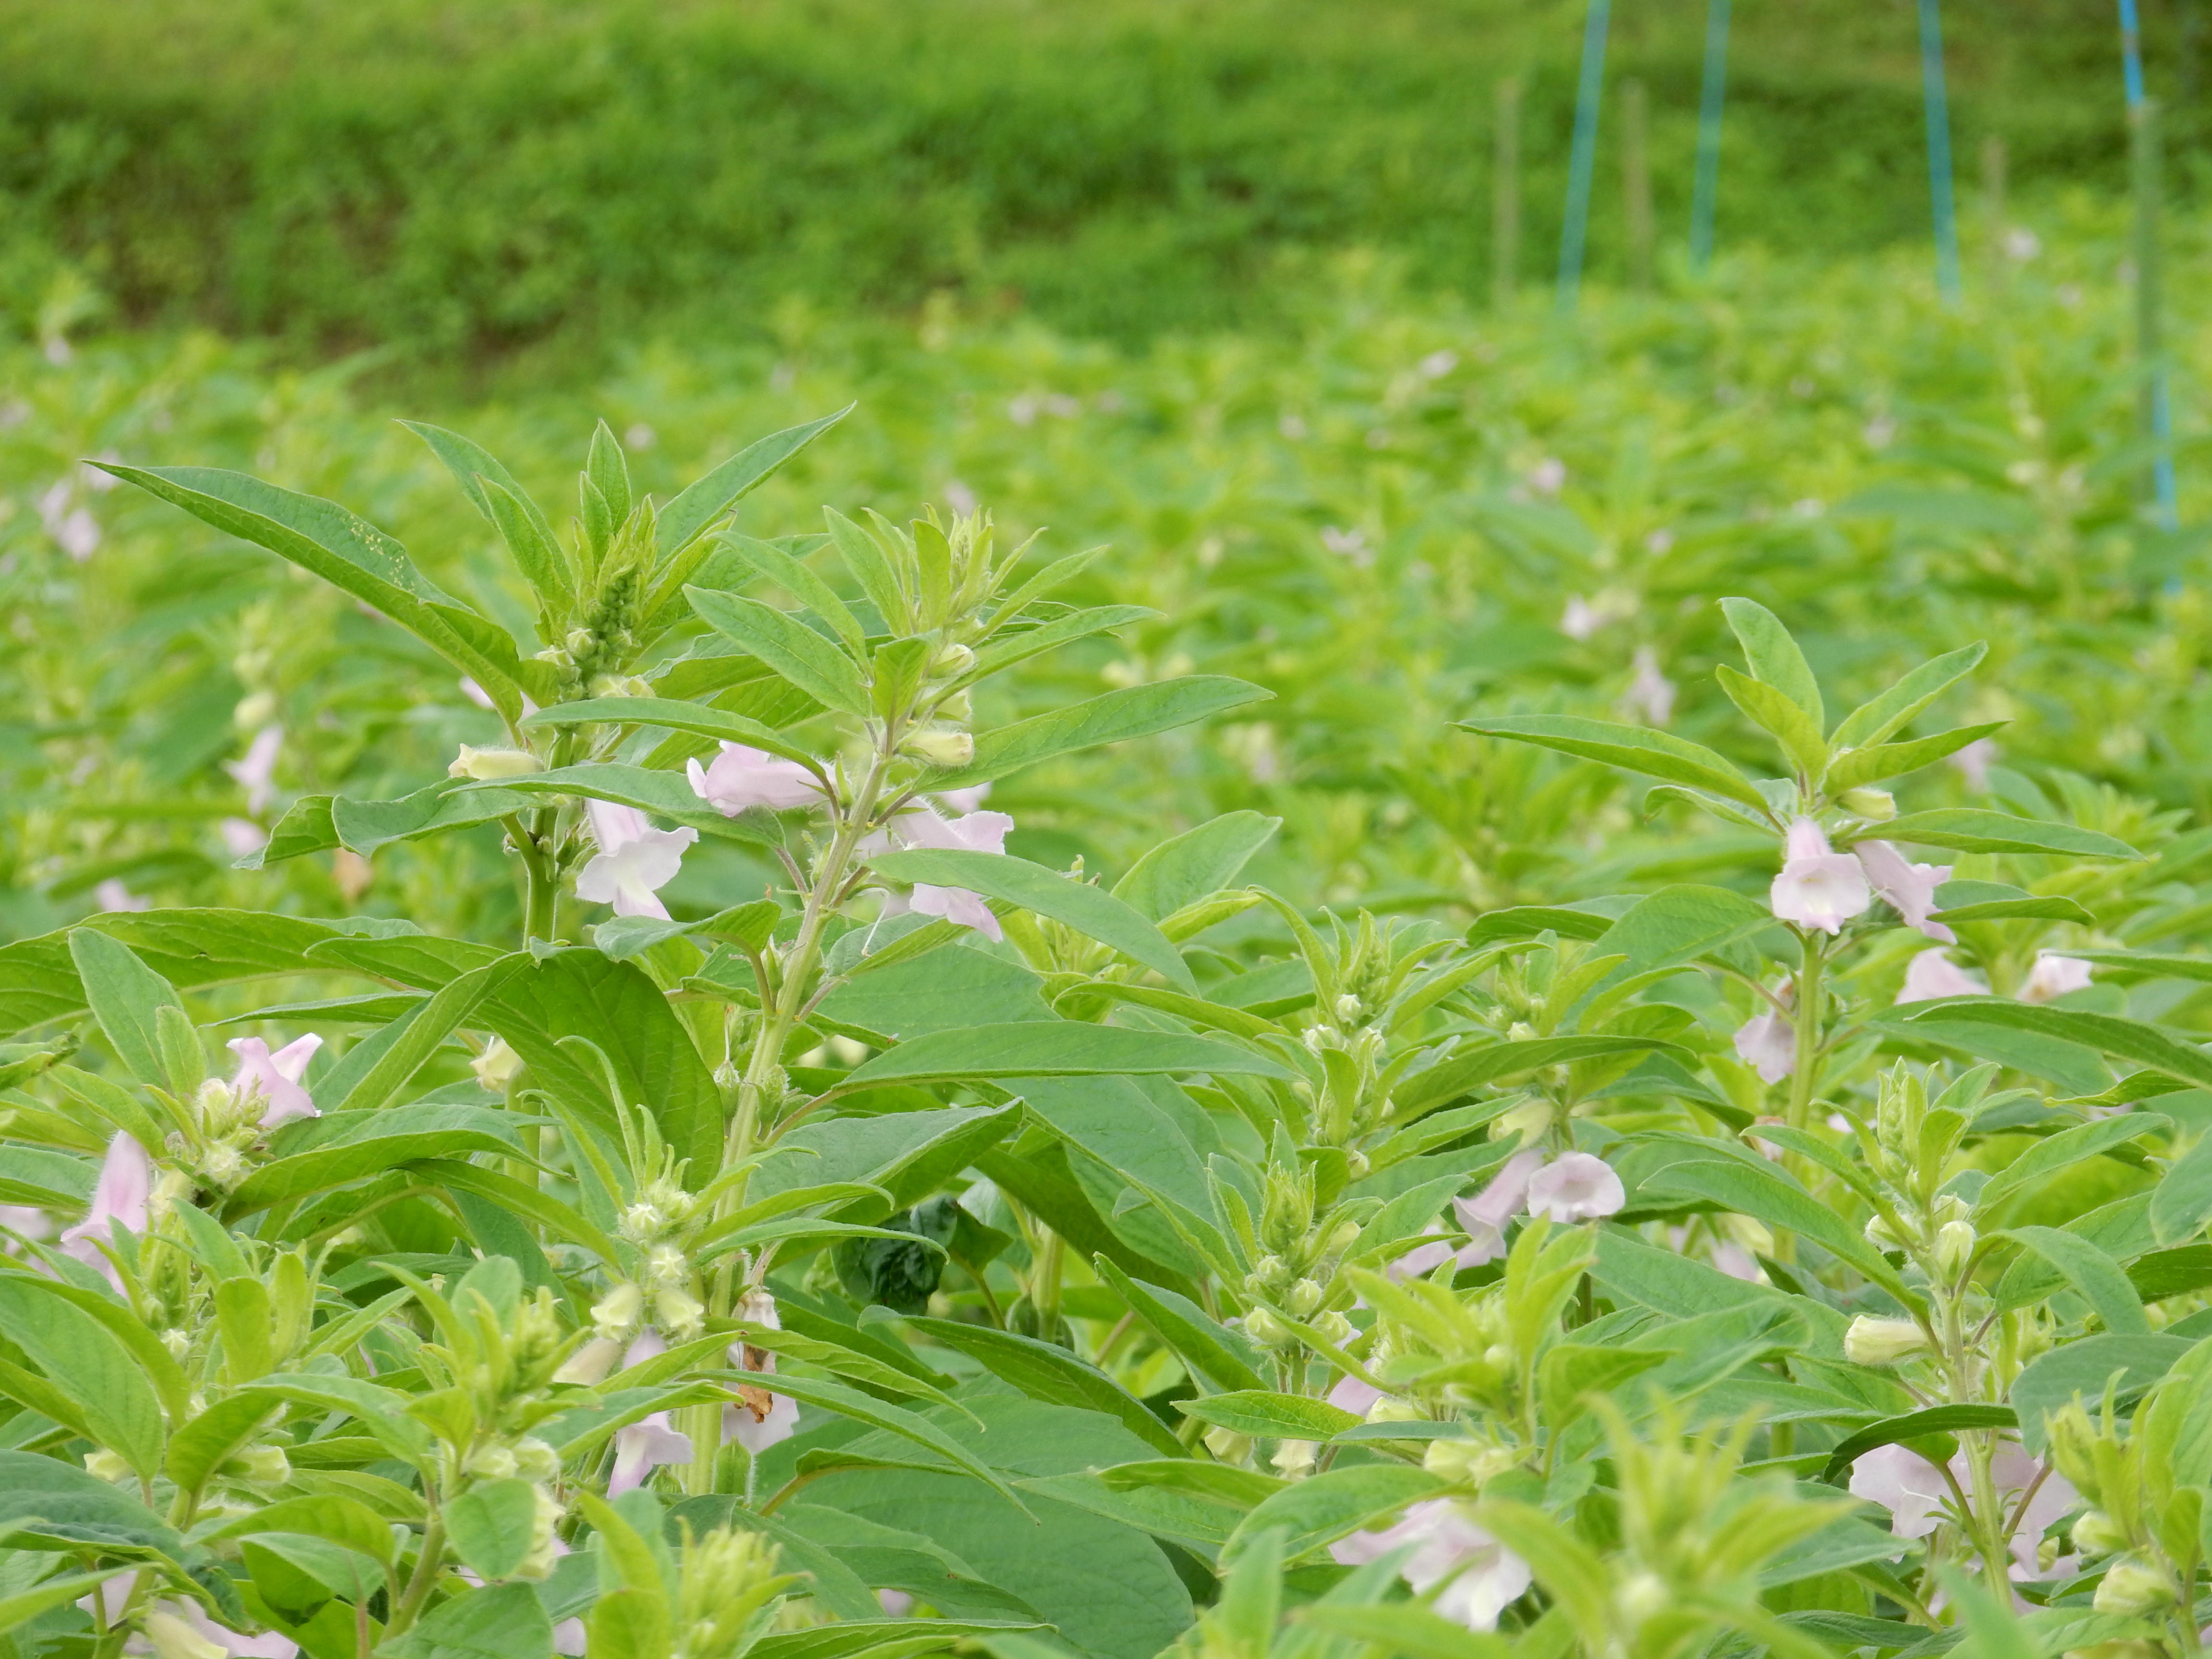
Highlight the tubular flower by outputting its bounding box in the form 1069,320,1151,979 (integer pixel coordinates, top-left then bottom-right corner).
870,805,1015,941
222,726,284,815
1330,1500,1532,1632
60,1133,154,1290
225,1034,322,1128
1849,1443,2076,1580
1769,819,1872,935
1448,1150,1544,1266
606,1331,693,1496
2021,954,2093,1004
575,800,697,919
1524,1153,1625,1222
725,1287,802,1454
1895,949,1986,1005
1854,840,1954,942
685,743,824,815
1733,1008,1795,1083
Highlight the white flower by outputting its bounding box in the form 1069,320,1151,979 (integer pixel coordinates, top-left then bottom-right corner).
1848,1444,1952,1539
574,800,697,919
1387,1229,1455,1281
225,1034,322,1128
1733,1009,1795,1083
1848,1443,2076,1581
553,1619,587,1656
60,1133,153,1290
1896,949,1986,1004
606,1332,692,1496
1949,737,1996,791
1854,840,1954,942
1710,1241,1764,1283
223,726,284,814
936,783,993,814
869,805,1015,942
1330,1500,1532,1632
1618,649,1674,726
218,819,268,859
1560,596,1601,641
685,743,823,814
2021,954,2092,1004
1524,1153,1624,1221
1528,458,1567,497
1327,1374,1381,1416
472,1037,524,1092
1769,819,1871,935
93,879,148,913
1448,1150,1544,1266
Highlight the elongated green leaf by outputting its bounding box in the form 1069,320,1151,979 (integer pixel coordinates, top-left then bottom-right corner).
0,1572,142,1637
1826,722,2006,794
969,604,1158,682
1878,809,2140,859
1455,714,1771,810
1395,1036,1675,1116
1058,982,1280,1041
228,1104,534,1211
1927,879,2091,925
1637,1151,1915,1301
1719,598,1824,727
2001,1226,2147,1334
755,1373,1032,1514
0,1275,166,1479
865,848,1195,989
822,507,911,635
658,408,850,557
68,930,185,1090
1972,1112,2168,1218
1906,1001,2212,1087
2011,1334,2192,1451
1115,812,1281,922
397,422,570,613
1829,643,1988,751
167,1389,284,1493
685,587,869,715
331,962,502,1114
1177,1391,1361,1441
333,780,530,857
457,760,779,847
1093,1258,1266,1391
2063,950,2212,982
1817,1404,2019,1485
842,1022,1287,1088
1716,663,1826,776
7,1275,192,1422
902,1317,1183,1455
96,464,537,720
1225,1465,1444,1563
931,677,1273,789
522,697,824,776
2152,1132,2212,1246
721,532,865,649
1297,1606,1514,1659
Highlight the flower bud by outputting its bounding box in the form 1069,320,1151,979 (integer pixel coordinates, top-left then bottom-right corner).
1839,787,1897,822
590,1282,644,1338
553,1336,623,1386
1933,1219,1977,1279
1368,1395,1424,1424
932,643,977,678
1863,1212,1904,1250
1615,1571,1670,1627
1271,1439,1318,1478
1287,1278,1325,1316
465,1443,520,1480
1333,993,1361,1023
144,1610,228,1659
472,1037,524,1092
1843,1315,1929,1366
230,1445,292,1485
513,1437,560,1483
1203,1427,1252,1464
902,727,975,767
84,1448,132,1483
2093,1555,2174,1615
448,745,541,781
935,688,973,723
655,1285,706,1339
2072,1510,2130,1556
1310,1310,1356,1345
1324,1220,1362,1257
1243,1306,1294,1348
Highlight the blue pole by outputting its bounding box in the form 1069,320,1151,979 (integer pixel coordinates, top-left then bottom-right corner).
2119,0,2182,528
1918,0,1963,305
1557,0,1612,309
1690,0,1731,272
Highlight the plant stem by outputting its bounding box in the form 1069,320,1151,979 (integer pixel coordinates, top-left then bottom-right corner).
387,1514,446,1636
1786,934,1826,1131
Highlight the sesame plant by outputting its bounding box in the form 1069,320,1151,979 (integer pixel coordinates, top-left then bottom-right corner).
5,250,2212,1659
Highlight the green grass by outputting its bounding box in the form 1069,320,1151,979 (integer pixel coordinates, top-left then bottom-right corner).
0,0,2200,374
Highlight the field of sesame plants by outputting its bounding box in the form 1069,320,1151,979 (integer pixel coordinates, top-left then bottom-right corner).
8,168,2212,1659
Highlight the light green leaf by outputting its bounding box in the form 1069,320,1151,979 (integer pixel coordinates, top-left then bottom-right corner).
524,697,824,776
1829,643,1988,751
1092,1258,1267,1392
756,1373,1033,1515
1905,1002,2212,1088
1455,714,1771,811
166,1389,284,1494
685,587,869,715
0,1275,166,1479
842,1022,1287,1088
1716,662,1826,777
864,848,1195,990
2000,1226,2148,1334
902,1317,1184,1455
1817,1404,2018,1485
657,408,851,558
720,532,865,650
2011,1334,2192,1452
1114,812,1281,922
1972,1113,2168,1219
1878,810,2140,859
67,930,185,1091
445,1478,540,1582
459,761,781,847
1719,597,1825,728
2152,1132,2212,1245
1826,722,2006,793
930,677,1273,789
1224,1465,1444,1563
1176,1391,1360,1441
228,1104,534,1211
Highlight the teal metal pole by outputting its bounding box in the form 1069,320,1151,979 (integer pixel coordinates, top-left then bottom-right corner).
1918,0,1962,304
2120,0,2181,528
1690,0,1731,271
1556,0,1612,309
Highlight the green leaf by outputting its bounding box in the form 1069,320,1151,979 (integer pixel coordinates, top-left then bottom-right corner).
2062,950,2212,983
1114,812,1281,922
1394,1036,1676,1116
2152,1132,2212,1245
1176,1391,1361,1441
199,1495,396,1566
96,464,538,721
1928,880,2092,925
685,587,869,716
657,408,850,558
1826,722,2007,794
1635,1149,1916,1302
842,1022,1287,1088
720,532,865,650
2000,1227,2147,1334
1456,714,1772,810
757,1374,1034,1515
967,604,1158,682
329,962,503,1114
930,677,1273,789
383,1581,553,1659
460,761,780,847
1906,1001,2212,1087
1829,643,1988,751
822,507,911,635
1719,597,1825,728
1093,1257,1266,1391
1716,663,1827,776
166,1389,284,1493
901,1317,1183,1455
0,909,348,1035
0,1448,182,1558
227,1104,534,1211
863,848,1195,990
67,930,185,1090
2010,1334,2193,1452
0,1572,143,1637
0,1276,166,1479
445,1478,540,1582
1592,884,1776,973
1224,1465,1444,1563
328,780,529,857
1296,1606,1514,1659
523,697,824,776
397,422,570,614
1972,1113,2167,1219
1878,810,2140,859
749,1623,1046,1659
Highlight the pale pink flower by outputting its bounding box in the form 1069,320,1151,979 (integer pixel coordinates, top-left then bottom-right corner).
685,743,822,815
877,1590,915,1618
0,1204,52,1244
81,1579,298,1659
1733,1009,1795,1083
1524,1153,1624,1222
1849,1443,2076,1582
218,818,268,859
59,1133,153,1290
223,726,284,815
93,879,148,914
870,805,1015,942
1992,1445,2080,1581
1770,818,1871,935
38,479,100,562
457,676,538,718
1449,1150,1544,1266
1618,649,1675,725
724,1289,801,1453
1710,1242,1765,1283
936,784,993,815
1330,1499,1532,1632
1560,597,1601,641
1949,738,1997,792
554,1620,587,1656
1896,949,1986,1005
575,800,697,920
2020,954,2092,1004
1327,1374,1382,1417
1528,457,1567,497
225,1034,322,1128
1855,840,1954,942
1387,1229,1456,1281
607,1332,692,1497
1850,1444,1953,1540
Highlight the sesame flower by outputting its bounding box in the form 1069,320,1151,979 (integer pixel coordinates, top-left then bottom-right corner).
1331,1499,1532,1632
1769,819,1871,935
225,1034,322,1128
1895,949,1986,1005
685,743,824,815
1854,839,1954,942
575,800,697,920
1524,1152,1625,1222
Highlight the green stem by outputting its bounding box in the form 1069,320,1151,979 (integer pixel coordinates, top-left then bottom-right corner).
386,1514,446,1636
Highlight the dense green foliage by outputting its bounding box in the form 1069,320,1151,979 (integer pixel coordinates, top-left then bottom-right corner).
0,0,2201,361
